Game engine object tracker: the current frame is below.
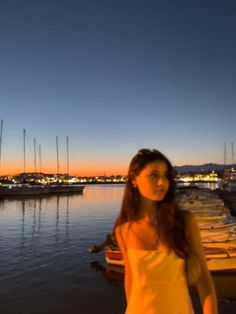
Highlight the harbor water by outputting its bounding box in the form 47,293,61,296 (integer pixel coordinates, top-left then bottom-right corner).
0,184,236,314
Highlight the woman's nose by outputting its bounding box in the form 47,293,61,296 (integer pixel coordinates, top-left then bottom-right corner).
157,176,165,185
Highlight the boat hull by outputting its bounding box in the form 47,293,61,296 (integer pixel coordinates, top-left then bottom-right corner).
0,185,50,196
104,247,236,272
48,185,85,194
0,184,85,197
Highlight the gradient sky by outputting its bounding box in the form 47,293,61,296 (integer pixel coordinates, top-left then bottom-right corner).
0,0,236,176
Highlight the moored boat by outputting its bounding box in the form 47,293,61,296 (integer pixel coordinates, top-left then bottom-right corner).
199,222,236,231
201,229,236,241
202,233,236,243
90,188,236,273
0,184,50,196
203,239,236,250
48,184,85,194
103,245,236,272
207,257,236,271
0,183,85,197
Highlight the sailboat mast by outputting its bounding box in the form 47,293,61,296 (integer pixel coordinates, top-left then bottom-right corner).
39,144,42,173
232,142,235,165
23,129,26,173
66,136,69,176
224,142,227,167
0,119,3,174
34,138,37,173
56,136,59,176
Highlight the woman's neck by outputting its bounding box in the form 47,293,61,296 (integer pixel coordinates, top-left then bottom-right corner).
138,197,157,224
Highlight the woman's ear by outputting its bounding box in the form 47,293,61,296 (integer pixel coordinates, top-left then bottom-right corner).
132,179,137,188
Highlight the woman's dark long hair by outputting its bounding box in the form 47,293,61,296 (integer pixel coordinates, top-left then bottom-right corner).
114,148,190,258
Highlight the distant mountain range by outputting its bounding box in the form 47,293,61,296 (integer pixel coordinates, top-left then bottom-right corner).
174,163,236,174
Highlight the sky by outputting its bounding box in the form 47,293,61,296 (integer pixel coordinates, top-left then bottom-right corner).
0,0,236,176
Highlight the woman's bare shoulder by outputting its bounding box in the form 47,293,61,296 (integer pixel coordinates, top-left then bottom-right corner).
115,221,132,236
114,222,133,253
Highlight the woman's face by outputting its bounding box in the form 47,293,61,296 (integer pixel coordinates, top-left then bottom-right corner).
133,160,170,202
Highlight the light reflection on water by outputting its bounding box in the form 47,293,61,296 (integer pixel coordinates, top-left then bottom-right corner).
0,185,125,314
0,184,235,314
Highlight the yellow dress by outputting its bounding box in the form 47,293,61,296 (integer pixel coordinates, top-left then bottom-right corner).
126,249,194,314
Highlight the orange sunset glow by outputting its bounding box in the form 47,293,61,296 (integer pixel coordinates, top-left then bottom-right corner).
0,161,128,177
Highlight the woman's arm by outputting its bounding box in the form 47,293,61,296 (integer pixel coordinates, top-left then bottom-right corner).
185,211,218,314
115,225,132,301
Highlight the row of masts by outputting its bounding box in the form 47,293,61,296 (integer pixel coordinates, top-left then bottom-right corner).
25,132,42,173
55,135,69,176
22,129,70,175
0,120,70,176
0,118,235,175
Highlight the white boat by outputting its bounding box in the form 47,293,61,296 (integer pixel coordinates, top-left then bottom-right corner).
201,229,236,240
195,215,227,224
179,201,224,209
202,233,236,243
207,257,236,271
91,188,236,273
199,222,236,231
103,246,236,272
203,239,236,250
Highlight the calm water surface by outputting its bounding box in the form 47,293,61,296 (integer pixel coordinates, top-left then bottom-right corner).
0,184,235,314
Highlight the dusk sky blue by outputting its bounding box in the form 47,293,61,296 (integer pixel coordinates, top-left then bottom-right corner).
0,0,236,175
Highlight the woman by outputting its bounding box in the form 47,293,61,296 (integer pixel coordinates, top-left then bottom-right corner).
114,149,218,314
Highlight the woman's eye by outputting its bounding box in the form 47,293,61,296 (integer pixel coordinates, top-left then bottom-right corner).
150,173,169,180
150,173,159,179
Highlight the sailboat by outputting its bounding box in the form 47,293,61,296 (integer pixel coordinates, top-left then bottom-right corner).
222,142,236,189
47,135,85,194
0,131,85,197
